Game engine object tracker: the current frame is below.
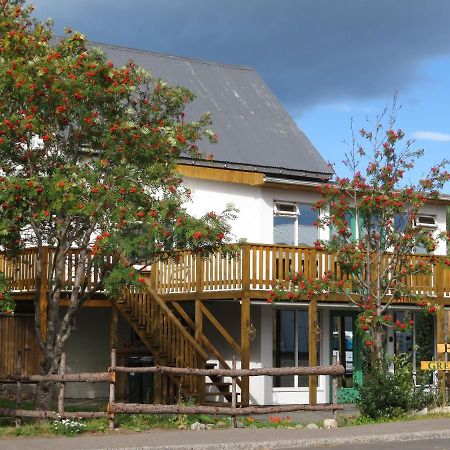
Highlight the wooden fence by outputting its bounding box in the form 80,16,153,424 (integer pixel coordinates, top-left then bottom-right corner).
0,349,345,429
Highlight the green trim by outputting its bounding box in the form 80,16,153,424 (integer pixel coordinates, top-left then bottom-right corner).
329,310,362,404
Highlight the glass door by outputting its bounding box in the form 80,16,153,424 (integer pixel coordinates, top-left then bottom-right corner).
330,311,362,403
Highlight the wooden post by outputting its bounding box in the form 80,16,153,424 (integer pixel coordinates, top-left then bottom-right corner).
58,353,66,418
196,256,204,293
195,299,205,405
240,297,250,406
150,262,158,289
332,354,338,420
110,307,118,351
15,351,23,427
231,355,237,428
308,297,318,406
109,349,116,429
242,244,250,292
39,247,49,338
436,262,446,405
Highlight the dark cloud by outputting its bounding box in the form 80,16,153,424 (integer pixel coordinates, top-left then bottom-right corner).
31,0,450,114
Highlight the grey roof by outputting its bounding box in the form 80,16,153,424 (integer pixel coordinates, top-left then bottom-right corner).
92,42,333,180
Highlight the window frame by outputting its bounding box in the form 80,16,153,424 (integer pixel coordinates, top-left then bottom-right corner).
273,201,318,247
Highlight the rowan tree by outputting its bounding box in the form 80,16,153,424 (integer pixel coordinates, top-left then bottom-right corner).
270,101,450,365
0,0,234,405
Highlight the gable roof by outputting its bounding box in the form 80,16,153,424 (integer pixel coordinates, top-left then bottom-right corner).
93,41,334,181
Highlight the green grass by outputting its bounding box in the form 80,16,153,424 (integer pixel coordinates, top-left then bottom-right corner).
2,396,449,439
338,411,450,427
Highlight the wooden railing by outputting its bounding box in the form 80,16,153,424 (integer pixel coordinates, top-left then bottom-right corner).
154,243,450,300
0,247,108,293
118,283,208,398
2,244,450,300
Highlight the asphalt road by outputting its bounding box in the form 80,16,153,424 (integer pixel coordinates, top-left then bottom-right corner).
283,437,450,450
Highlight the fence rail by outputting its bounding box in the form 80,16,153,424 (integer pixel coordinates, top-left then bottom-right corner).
0,349,345,429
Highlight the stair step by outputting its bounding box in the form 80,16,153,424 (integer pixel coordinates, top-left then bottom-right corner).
204,392,240,398
206,382,232,388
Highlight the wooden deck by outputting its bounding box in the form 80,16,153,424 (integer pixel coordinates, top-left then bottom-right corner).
3,244,450,305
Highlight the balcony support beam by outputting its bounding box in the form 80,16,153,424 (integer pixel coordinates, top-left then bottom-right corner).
240,297,250,406
195,299,205,404
308,297,318,406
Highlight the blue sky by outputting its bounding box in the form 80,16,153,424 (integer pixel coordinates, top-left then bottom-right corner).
31,0,450,189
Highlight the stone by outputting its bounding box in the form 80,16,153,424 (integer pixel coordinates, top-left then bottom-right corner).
305,423,319,429
429,407,444,415
323,418,338,429
215,420,226,428
294,424,304,429
190,421,208,430
415,407,428,416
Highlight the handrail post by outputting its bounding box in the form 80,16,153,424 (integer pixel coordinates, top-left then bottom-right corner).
242,244,251,292
150,262,158,290
196,256,204,293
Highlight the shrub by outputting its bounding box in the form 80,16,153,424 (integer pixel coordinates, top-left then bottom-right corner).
357,352,435,419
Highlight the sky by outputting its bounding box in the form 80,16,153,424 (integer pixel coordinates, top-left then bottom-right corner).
31,0,450,188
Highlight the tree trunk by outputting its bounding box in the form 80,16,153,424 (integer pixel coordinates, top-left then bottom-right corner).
35,380,52,411
373,326,385,369
35,357,54,410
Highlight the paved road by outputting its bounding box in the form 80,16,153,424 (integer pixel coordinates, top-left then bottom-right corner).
287,438,450,449
1,418,450,450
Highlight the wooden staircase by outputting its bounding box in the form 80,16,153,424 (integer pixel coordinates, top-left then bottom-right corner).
115,282,239,404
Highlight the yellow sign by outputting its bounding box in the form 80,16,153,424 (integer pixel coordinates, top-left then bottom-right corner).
437,344,450,353
421,361,450,371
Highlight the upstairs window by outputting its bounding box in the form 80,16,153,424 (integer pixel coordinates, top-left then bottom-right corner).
273,202,318,247
415,215,437,229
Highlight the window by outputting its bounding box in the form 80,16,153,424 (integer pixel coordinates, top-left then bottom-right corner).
273,202,318,246
415,215,437,229
273,309,320,387
394,311,434,381
330,209,359,241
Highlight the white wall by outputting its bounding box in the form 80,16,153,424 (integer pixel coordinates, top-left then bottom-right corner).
63,307,111,398
420,203,447,255
183,177,266,242
183,177,325,244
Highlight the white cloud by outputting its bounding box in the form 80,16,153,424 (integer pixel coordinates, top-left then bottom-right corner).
412,131,450,142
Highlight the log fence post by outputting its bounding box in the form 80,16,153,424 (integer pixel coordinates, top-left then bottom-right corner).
15,351,23,427
332,355,338,420
109,349,116,429
231,355,237,428
58,353,66,418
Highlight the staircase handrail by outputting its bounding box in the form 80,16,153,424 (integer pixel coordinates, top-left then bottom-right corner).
143,281,209,361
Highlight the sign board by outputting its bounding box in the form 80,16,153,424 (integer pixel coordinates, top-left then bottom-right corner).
421,361,450,371
437,344,450,353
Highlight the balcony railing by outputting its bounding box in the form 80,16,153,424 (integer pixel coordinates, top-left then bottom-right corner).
2,244,450,303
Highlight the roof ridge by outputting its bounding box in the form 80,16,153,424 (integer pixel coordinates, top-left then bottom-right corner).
86,39,255,72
